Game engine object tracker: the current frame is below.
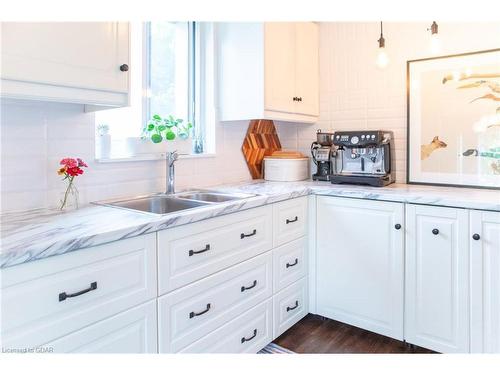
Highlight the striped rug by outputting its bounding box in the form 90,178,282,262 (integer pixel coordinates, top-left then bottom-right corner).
258,343,295,354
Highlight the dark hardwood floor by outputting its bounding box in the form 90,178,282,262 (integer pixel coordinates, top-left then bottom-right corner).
274,314,435,354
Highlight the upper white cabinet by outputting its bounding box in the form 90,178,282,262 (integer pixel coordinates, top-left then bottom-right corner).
0,22,130,107
405,204,469,353
470,210,500,353
217,22,319,123
315,196,405,340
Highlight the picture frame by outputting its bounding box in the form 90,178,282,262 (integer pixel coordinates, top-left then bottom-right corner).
407,48,500,190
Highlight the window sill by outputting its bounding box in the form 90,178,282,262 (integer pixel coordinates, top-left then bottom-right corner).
96,153,216,163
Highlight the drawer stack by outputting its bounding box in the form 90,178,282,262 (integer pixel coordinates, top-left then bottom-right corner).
157,197,309,353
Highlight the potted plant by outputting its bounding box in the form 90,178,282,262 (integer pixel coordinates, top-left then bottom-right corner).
142,114,193,155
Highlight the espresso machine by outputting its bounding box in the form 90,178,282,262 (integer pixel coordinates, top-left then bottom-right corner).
311,130,335,181
330,130,395,187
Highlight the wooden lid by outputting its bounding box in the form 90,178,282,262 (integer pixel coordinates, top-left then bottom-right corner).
265,150,308,159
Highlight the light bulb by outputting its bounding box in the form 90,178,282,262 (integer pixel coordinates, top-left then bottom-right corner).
376,47,389,68
430,33,441,53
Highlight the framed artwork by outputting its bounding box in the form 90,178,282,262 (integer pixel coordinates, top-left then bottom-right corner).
407,48,500,189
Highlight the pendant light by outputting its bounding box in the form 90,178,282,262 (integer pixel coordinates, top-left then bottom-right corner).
376,21,389,68
428,21,440,53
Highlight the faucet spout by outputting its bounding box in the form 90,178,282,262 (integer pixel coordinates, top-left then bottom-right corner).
165,151,179,195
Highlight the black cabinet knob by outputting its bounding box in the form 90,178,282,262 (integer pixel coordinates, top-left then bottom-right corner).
297,97,302,102
394,224,401,230
432,228,439,235
119,64,129,72
472,233,480,241
292,97,297,101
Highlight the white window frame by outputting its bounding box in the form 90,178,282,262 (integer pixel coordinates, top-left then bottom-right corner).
96,21,215,162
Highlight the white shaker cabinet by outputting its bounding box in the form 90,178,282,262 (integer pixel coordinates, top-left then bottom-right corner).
217,22,319,123
315,196,405,340
0,22,130,107
405,204,469,353
470,210,500,353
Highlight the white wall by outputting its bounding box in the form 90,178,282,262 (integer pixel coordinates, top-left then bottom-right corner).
0,100,253,212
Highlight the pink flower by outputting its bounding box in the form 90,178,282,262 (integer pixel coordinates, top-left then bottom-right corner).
77,158,88,168
60,158,78,168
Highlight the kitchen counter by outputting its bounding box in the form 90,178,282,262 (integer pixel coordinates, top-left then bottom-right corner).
1,180,499,269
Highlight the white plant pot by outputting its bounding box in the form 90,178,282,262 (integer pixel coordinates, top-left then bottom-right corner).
96,134,111,159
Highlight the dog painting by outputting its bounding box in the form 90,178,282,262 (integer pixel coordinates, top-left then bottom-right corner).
421,136,448,160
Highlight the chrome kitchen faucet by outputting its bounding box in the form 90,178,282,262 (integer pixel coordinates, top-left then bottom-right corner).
165,151,179,195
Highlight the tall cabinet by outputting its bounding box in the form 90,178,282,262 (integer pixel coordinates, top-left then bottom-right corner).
470,210,500,353
217,22,319,123
404,204,469,353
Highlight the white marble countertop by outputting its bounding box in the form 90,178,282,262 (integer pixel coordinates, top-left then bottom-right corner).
1,180,499,269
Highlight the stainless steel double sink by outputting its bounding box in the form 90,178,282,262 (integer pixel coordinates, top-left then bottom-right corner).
94,191,257,215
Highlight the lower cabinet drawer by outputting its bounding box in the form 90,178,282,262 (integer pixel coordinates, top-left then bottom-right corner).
44,301,157,353
158,252,273,353
1,234,157,348
273,237,307,292
273,277,308,339
180,299,273,353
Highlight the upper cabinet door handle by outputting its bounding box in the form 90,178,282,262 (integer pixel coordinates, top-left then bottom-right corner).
286,216,299,224
189,303,211,319
241,280,257,292
394,224,401,230
432,228,439,235
189,244,210,256
59,282,97,302
241,329,257,343
286,258,299,268
472,233,481,241
241,229,257,239
119,64,129,72
297,97,303,102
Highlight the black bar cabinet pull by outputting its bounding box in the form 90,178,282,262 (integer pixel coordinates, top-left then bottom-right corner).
59,282,97,302
241,329,257,343
286,258,299,268
432,228,439,235
472,233,480,241
241,229,257,239
287,300,299,312
189,244,210,256
286,216,299,224
189,303,211,319
241,280,257,292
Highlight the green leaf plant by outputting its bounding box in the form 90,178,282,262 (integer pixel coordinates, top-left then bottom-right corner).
142,114,193,144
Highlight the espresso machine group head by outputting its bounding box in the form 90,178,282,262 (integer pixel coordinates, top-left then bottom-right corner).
311,130,335,181
330,130,395,187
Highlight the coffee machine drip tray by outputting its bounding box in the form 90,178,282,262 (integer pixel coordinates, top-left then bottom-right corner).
330,174,393,187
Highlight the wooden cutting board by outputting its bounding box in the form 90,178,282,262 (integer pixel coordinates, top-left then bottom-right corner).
242,119,282,179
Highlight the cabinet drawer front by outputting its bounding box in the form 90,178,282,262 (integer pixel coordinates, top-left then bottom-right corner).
45,301,157,353
273,237,307,292
158,252,273,353
180,299,273,353
273,277,308,339
273,197,308,247
158,205,273,293
1,234,156,348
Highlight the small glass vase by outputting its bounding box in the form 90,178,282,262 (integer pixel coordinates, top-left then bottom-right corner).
60,180,79,211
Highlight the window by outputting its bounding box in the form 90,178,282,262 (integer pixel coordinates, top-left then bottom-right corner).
95,22,214,159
